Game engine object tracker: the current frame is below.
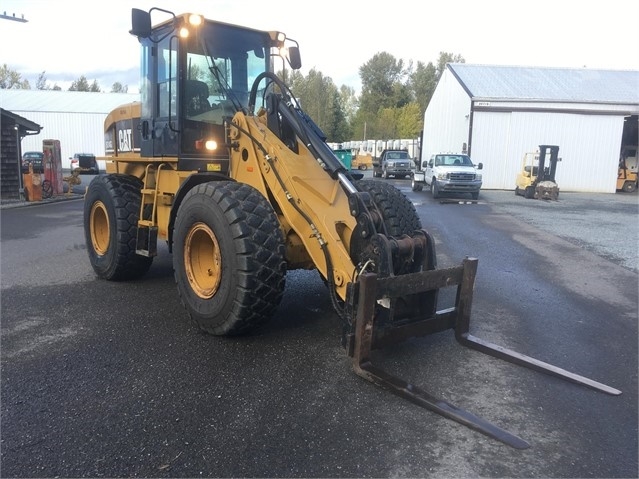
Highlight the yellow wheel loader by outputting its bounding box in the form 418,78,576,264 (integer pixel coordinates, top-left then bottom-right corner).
84,7,620,449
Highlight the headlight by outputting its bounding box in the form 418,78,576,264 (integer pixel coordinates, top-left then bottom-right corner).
437,172,448,180
475,173,482,180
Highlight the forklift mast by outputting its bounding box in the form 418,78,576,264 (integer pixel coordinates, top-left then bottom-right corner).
538,145,559,183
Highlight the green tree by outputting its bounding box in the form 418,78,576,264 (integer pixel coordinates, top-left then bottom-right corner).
409,61,438,115
408,52,465,119
35,71,61,90
0,64,30,89
355,52,414,139
69,76,101,92
435,52,465,78
396,102,422,138
288,68,350,143
111,82,128,93
36,71,47,90
358,52,409,114
69,76,89,91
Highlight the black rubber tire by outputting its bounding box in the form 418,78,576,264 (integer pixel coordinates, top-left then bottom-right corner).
84,174,153,281
623,181,637,193
430,180,440,199
356,179,422,236
471,192,479,200
525,186,535,199
42,180,53,199
172,181,286,336
411,176,423,192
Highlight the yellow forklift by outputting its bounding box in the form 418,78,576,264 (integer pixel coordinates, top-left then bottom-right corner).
616,147,638,193
515,145,560,200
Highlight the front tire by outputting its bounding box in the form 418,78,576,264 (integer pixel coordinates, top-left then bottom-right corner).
411,176,423,192
172,181,286,336
430,180,440,199
84,174,153,280
356,180,422,236
623,181,637,193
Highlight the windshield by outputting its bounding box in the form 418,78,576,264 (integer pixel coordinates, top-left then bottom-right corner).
183,22,271,121
387,151,409,160
435,155,473,166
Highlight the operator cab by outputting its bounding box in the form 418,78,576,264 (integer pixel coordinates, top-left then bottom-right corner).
129,7,301,172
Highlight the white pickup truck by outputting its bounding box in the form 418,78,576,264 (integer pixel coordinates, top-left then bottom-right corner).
412,153,483,200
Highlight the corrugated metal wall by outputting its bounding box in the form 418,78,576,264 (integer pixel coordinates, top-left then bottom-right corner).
1,90,138,171
421,70,471,163
15,112,108,170
471,111,624,192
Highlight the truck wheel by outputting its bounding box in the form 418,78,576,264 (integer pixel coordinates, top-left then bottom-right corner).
173,181,286,336
84,174,153,280
382,169,388,179
623,181,637,193
430,180,440,199
471,192,479,200
356,180,422,236
411,176,423,192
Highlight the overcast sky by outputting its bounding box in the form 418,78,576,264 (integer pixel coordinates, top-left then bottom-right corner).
2,0,638,94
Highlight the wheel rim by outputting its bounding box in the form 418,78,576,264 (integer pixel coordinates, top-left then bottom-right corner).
90,200,110,256
184,222,222,299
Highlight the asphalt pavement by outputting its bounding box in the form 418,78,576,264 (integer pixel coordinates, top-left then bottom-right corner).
1,179,637,477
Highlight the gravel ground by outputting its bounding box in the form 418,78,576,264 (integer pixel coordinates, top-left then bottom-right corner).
478,190,639,273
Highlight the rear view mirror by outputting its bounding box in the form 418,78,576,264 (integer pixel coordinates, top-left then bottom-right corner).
130,8,152,38
477,163,483,170
288,46,302,70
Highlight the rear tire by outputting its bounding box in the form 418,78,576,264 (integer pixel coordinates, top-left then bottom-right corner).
84,174,153,280
172,181,286,336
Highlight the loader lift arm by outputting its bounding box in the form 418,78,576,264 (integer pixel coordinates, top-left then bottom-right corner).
236,74,621,449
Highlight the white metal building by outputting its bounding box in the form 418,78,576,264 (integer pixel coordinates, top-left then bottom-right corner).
422,64,639,192
0,89,139,170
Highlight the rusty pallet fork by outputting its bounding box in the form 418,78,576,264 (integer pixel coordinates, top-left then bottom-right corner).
346,232,621,449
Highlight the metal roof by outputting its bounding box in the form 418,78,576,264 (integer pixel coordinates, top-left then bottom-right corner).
0,89,139,114
0,108,42,134
447,64,639,105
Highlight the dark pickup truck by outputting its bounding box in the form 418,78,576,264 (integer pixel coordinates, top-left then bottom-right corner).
372,149,413,179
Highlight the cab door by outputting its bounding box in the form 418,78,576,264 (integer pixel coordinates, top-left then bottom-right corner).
424,156,434,184
139,33,179,158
